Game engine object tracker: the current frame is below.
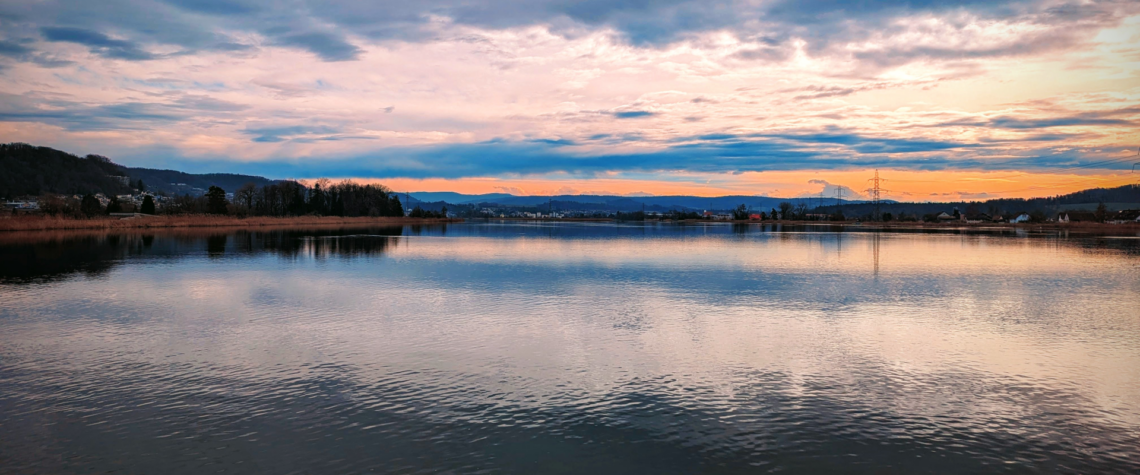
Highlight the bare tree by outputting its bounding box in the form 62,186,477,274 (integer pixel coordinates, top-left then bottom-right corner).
236,182,257,212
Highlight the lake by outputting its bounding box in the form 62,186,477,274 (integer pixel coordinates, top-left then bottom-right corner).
1,222,1138,473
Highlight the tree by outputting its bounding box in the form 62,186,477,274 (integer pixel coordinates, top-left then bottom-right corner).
388,195,403,217
732,204,749,220
140,195,156,214
235,182,257,211
80,194,102,217
309,181,327,214
137,179,146,192
882,212,893,222
770,208,778,220
206,186,228,214
1094,202,1108,222
778,202,794,220
106,195,122,214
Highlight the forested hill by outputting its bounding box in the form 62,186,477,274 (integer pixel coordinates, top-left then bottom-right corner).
121,167,277,195
0,143,132,198
1049,184,1140,204
0,143,276,198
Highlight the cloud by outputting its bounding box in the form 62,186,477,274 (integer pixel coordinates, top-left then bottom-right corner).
125,135,1136,182
0,93,189,130
273,32,362,61
163,0,260,15
8,0,1120,69
613,111,655,119
239,124,378,143
0,91,255,131
930,106,1140,131
1,0,1137,192
40,27,158,60
531,138,576,146
803,179,867,201
242,125,344,142
0,39,33,57
171,94,250,112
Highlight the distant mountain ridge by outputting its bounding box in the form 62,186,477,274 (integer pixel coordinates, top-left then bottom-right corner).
407,192,866,212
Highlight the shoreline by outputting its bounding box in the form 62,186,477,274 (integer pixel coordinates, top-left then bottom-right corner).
473,217,1140,235
0,215,463,233
3,214,1137,236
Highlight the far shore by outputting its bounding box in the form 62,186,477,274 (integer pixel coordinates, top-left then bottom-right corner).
0,214,462,233
4,214,1137,236
478,217,1140,234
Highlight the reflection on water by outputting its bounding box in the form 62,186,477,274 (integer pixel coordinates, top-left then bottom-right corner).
1,222,1139,473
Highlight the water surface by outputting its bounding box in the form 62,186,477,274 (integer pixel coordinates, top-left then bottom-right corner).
2,222,1139,473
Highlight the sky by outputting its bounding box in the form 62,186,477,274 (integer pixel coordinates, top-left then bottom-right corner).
1,0,1138,200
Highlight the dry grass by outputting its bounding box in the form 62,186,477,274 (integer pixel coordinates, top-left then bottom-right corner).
0,214,461,232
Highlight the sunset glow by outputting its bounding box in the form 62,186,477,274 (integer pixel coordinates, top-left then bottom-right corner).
1,1,1138,198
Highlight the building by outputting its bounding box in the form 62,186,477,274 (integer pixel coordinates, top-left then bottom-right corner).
1010,213,1030,223
4,200,38,210
749,213,762,220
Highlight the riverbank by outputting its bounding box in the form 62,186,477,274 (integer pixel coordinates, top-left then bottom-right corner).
0,215,462,232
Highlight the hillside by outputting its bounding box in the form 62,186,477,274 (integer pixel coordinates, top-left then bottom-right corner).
814,184,1140,218
1,143,277,198
0,143,131,198
122,167,277,195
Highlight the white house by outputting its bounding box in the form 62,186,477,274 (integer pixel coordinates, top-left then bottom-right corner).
1011,213,1030,223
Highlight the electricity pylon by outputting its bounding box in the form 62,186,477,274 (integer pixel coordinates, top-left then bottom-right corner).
864,169,890,221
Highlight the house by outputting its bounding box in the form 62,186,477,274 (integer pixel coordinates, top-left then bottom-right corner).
1108,209,1140,224
936,212,956,221
749,213,762,220
713,214,733,221
1060,210,1097,222
1011,213,1030,223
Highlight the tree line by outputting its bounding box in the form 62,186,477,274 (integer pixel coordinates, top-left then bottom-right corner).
161,180,424,217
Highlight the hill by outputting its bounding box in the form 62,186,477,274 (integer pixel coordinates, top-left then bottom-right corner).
813,184,1140,218
0,143,132,198
1,143,277,198
121,167,277,196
